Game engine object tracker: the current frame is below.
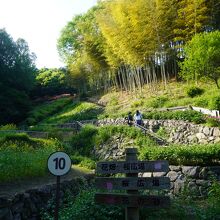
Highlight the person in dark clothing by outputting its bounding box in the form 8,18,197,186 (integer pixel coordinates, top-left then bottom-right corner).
125,112,133,126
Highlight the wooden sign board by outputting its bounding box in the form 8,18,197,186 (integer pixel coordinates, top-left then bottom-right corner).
95,193,170,208
96,160,169,174
95,177,170,190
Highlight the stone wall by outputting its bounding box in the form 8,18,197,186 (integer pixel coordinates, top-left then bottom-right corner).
141,165,220,197
0,167,219,220
143,119,220,144
81,118,220,144
0,176,93,220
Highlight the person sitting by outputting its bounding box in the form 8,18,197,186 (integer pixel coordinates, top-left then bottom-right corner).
134,110,143,125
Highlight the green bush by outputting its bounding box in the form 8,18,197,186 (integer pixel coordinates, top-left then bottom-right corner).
0,136,60,182
148,96,169,108
206,117,220,127
209,96,220,110
42,188,123,220
186,86,204,98
143,110,205,124
71,154,96,170
0,124,17,130
71,125,98,156
139,143,220,166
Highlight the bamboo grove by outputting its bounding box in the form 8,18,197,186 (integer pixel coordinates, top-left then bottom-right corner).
57,0,220,94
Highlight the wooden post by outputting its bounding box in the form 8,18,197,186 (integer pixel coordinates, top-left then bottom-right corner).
125,148,139,220
54,176,60,220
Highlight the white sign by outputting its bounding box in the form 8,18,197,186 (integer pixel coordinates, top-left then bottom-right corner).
47,152,71,176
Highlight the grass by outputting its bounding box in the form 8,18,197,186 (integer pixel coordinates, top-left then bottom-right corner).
25,97,73,125
139,143,220,166
0,133,62,182
42,181,220,220
98,80,220,119
40,101,103,124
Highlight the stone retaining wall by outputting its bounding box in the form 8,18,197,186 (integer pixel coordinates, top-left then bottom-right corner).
81,119,220,144
0,176,93,220
1,166,219,220
141,165,220,197
143,119,220,144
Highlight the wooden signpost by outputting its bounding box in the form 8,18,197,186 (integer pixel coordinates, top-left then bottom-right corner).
95,148,170,220
47,152,71,220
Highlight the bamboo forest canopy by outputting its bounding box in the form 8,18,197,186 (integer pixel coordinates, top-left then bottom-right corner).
57,0,220,94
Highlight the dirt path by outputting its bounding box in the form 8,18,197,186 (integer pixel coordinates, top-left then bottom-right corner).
0,165,93,198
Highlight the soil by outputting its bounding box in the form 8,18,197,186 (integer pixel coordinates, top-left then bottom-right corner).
0,165,93,198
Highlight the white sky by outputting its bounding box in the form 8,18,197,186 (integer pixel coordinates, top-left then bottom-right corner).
0,0,97,68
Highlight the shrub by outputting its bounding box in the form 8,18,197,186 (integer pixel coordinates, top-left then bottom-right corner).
143,110,205,124
42,188,123,220
206,117,220,127
209,96,220,110
0,124,17,130
148,96,168,108
71,125,98,156
0,137,60,182
139,143,220,166
186,86,204,98
71,154,96,170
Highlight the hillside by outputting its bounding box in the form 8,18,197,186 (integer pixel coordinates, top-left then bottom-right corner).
1,80,220,219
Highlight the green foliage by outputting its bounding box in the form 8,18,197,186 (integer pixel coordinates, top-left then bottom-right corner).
186,86,204,98
0,124,17,130
180,31,220,88
0,86,32,124
42,182,220,220
25,97,72,125
207,181,220,217
70,125,157,161
139,143,220,166
209,96,220,110
43,101,103,124
0,29,36,124
71,125,98,156
156,127,168,138
0,135,60,182
205,117,220,127
0,133,62,150
71,154,96,170
143,110,205,124
148,96,169,108
33,68,74,97
42,188,123,220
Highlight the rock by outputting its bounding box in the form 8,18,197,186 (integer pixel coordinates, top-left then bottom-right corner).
195,180,211,187
214,138,220,143
199,167,209,179
187,135,198,143
213,128,220,137
167,171,178,182
169,165,181,172
196,133,206,140
199,139,208,144
203,127,210,136
182,166,200,178
142,172,152,177
174,180,185,195
153,172,166,177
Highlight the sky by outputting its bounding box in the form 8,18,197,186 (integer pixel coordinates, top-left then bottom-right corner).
0,0,97,68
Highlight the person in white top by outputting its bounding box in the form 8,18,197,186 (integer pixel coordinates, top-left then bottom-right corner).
134,110,142,125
